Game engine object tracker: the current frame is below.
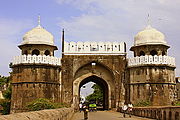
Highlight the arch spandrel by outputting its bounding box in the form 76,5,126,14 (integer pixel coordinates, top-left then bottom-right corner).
72,61,117,109
74,61,115,80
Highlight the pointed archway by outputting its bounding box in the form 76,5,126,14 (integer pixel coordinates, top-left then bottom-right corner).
72,62,115,110
79,75,109,110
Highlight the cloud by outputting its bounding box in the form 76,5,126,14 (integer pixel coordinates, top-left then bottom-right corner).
56,0,180,76
0,18,33,76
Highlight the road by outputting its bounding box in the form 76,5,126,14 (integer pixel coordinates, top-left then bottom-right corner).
71,110,154,120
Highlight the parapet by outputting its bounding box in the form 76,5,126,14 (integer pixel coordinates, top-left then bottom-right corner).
128,55,175,67
12,55,61,66
63,41,126,55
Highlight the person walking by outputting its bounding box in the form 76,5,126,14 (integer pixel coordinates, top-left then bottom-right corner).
128,102,133,117
83,105,89,120
122,103,128,117
79,103,83,112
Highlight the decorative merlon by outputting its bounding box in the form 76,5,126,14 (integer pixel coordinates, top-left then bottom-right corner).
64,41,126,55
12,55,61,66
128,55,175,67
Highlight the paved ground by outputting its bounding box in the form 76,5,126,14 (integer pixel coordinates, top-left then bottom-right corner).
71,111,154,120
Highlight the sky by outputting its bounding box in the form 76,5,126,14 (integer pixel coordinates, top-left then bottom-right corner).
0,0,180,77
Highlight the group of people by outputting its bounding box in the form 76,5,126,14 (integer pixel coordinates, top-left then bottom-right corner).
79,102,133,118
79,102,97,112
79,103,89,119
122,102,133,118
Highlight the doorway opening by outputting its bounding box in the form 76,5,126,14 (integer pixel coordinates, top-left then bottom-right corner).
79,75,109,110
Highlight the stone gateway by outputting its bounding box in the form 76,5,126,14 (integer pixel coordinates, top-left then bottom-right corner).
10,18,176,113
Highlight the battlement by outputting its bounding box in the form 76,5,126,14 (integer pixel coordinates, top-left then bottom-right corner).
12,55,61,66
64,41,126,55
128,55,175,67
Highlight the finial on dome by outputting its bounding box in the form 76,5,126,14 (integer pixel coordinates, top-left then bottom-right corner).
145,13,152,29
148,13,150,26
38,14,41,27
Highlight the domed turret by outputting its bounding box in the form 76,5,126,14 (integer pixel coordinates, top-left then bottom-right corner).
20,15,54,46
21,25,54,46
134,25,167,46
128,21,176,106
18,16,57,56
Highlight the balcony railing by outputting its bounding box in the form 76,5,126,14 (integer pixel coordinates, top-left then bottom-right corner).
128,55,175,67
12,55,61,66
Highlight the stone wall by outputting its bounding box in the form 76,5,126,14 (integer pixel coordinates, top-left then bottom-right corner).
11,64,61,113
129,106,180,120
128,65,176,106
61,55,126,109
0,108,74,120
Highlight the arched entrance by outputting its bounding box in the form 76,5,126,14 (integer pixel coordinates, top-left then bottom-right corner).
73,62,114,110
79,75,109,110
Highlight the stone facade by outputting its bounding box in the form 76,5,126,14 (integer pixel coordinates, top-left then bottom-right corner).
11,63,61,113
11,33,60,113
10,22,177,113
127,65,176,105
128,43,176,106
176,77,180,100
61,55,126,110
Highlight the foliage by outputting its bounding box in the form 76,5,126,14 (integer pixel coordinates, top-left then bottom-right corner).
0,76,9,85
133,100,151,107
86,84,103,103
0,99,11,115
26,98,68,111
2,86,12,100
0,75,11,115
172,101,180,106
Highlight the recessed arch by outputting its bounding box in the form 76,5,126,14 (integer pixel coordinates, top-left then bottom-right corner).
79,75,109,110
73,72,113,110
140,51,145,56
23,50,28,55
162,51,166,56
44,50,50,56
32,49,40,55
150,50,157,56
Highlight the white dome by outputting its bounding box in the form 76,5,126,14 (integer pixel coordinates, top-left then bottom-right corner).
134,25,167,46
21,25,54,46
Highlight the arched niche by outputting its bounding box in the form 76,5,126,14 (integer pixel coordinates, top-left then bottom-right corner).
73,62,115,110
32,49,40,55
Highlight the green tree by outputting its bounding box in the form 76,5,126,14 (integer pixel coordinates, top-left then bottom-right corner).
0,75,11,115
86,84,103,104
0,76,9,85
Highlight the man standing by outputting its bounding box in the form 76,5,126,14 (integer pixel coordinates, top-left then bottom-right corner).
122,103,128,117
128,102,133,117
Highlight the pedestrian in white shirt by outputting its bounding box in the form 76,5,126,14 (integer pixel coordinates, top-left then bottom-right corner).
122,103,128,117
128,102,133,117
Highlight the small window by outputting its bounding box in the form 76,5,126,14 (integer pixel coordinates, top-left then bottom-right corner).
162,51,166,56
23,50,28,55
44,50,50,56
140,51,145,56
150,50,157,56
32,49,40,55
